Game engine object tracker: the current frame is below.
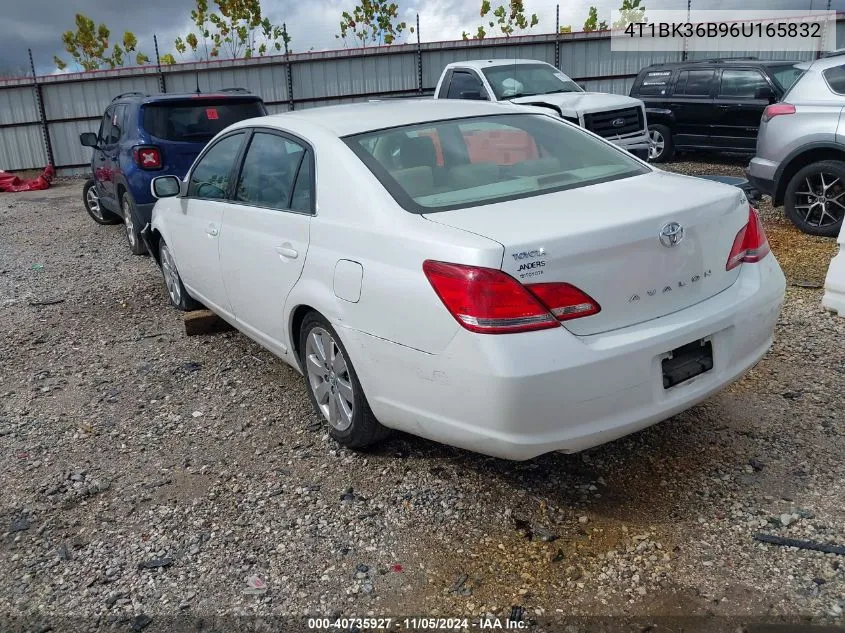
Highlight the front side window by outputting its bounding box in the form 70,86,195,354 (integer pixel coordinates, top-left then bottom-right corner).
637,70,673,96
719,69,769,98
235,132,311,212
188,132,245,199
345,114,649,214
446,71,486,99
99,109,116,145
482,64,582,99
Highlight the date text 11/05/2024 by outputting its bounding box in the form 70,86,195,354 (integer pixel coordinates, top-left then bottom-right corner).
307,617,529,629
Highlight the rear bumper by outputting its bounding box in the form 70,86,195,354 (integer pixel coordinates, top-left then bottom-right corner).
747,157,779,199
342,257,786,460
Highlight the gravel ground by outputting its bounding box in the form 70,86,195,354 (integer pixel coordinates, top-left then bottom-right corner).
1,160,844,633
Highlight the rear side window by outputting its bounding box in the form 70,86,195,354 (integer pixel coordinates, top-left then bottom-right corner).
673,70,715,96
719,69,769,98
345,114,649,214
235,132,311,212
770,64,804,91
142,99,265,142
823,65,845,95
636,70,673,96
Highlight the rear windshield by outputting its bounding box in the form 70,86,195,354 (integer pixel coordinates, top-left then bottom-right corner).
141,99,265,142
345,113,649,214
770,64,805,92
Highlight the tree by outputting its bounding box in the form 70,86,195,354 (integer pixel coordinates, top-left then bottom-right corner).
462,0,538,40
161,53,177,65
54,14,149,71
336,0,413,47
178,0,291,60
559,25,572,33
613,0,646,29
583,6,608,32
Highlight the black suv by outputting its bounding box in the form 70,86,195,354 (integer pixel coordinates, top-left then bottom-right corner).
630,57,803,162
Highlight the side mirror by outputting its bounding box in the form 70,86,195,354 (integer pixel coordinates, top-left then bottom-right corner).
80,132,98,148
151,175,181,199
460,90,487,100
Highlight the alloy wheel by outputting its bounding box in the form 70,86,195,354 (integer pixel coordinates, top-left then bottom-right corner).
648,130,665,161
123,198,137,247
160,244,182,306
304,327,355,432
86,187,104,220
793,172,845,229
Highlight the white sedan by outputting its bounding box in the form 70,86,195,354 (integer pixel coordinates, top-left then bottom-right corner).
144,99,786,460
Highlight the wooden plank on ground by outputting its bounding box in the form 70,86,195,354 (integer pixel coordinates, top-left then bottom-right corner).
184,310,235,336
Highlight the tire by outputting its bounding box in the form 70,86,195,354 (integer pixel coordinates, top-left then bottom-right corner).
785,160,845,237
158,240,200,311
120,190,147,255
82,179,120,225
648,124,674,163
299,312,390,449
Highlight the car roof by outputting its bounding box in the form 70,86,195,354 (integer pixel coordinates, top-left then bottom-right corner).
643,58,801,70
233,98,528,137
111,90,261,105
444,59,553,70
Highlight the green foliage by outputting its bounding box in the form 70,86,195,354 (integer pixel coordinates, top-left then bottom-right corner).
160,53,177,65
179,0,290,60
336,0,413,47
583,6,608,32
464,0,538,40
613,0,646,28
559,25,572,33
54,14,149,71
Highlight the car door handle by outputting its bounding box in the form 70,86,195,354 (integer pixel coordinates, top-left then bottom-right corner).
275,245,298,259
206,224,219,237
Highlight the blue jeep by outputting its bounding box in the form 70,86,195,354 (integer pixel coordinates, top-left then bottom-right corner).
80,89,267,254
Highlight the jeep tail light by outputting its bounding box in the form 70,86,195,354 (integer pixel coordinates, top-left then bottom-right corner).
726,206,771,271
761,103,795,123
423,260,600,334
133,146,162,170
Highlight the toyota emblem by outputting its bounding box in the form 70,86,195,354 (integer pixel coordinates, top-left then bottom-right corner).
659,222,684,247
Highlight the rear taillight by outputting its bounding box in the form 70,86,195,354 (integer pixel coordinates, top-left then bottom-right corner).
133,146,162,170
761,103,795,123
726,206,771,271
422,260,600,334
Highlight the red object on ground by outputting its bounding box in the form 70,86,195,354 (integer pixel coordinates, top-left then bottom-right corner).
0,165,55,193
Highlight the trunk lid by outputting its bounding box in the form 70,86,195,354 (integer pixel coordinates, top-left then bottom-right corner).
424,171,749,336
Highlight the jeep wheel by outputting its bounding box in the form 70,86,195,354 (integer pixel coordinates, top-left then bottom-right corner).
82,179,120,225
121,191,147,255
785,160,845,237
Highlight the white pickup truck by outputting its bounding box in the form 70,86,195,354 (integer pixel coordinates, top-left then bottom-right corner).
433,59,650,159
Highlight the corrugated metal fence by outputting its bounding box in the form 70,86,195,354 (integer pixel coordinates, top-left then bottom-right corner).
1,20,843,175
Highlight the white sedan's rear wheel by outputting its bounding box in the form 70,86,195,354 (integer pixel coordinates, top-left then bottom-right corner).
299,312,389,448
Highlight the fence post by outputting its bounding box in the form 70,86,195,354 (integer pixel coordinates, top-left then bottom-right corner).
554,5,561,69
28,48,54,168
283,23,295,111
416,14,423,93
154,35,167,93
681,0,691,61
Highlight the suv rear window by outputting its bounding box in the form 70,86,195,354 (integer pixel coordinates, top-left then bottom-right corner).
142,99,265,142
823,65,845,95
345,114,649,214
636,70,673,96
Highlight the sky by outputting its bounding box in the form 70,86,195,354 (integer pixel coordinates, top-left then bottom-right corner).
0,0,842,75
